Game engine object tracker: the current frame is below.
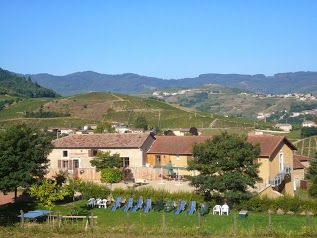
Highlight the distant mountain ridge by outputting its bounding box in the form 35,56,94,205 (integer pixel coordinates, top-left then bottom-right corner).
19,70,317,96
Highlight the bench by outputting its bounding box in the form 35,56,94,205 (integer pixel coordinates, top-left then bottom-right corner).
239,210,248,219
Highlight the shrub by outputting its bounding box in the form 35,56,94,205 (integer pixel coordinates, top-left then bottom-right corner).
245,196,271,212
101,168,123,183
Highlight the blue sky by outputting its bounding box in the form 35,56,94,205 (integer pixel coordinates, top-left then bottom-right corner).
1,1,316,79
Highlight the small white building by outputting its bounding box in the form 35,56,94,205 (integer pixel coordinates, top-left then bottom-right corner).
275,124,292,132
302,121,317,127
171,128,191,136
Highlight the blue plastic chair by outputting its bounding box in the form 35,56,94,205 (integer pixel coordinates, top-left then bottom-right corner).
143,198,152,213
199,203,209,216
123,198,133,212
187,201,196,215
111,197,121,211
132,197,143,212
174,200,186,214
165,200,175,213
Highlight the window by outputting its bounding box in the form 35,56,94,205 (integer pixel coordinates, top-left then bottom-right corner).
62,160,68,169
73,159,79,169
279,152,284,172
92,149,98,156
155,155,161,165
176,155,180,160
88,149,98,157
62,150,68,157
122,157,129,168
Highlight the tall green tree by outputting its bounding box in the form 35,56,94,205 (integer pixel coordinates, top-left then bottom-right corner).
0,123,53,199
188,132,260,204
90,151,121,171
307,152,317,197
134,115,148,130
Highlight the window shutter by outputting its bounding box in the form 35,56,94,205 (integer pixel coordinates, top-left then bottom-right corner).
88,149,92,157
58,160,61,168
68,160,73,170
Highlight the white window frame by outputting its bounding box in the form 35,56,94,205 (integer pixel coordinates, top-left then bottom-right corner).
279,152,284,172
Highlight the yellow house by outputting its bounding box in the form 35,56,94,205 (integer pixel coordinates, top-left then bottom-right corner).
147,134,298,196
293,154,311,169
293,154,312,188
248,135,297,196
146,136,211,176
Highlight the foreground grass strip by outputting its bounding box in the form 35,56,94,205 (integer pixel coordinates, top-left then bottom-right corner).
3,199,317,237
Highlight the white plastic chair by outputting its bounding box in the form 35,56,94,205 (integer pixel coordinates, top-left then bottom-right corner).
95,198,102,208
213,205,222,215
221,204,229,215
99,199,107,208
87,198,95,208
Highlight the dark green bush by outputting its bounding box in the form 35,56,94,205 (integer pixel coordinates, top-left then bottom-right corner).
244,196,271,212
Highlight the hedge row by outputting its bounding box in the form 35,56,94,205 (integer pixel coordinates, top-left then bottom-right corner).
237,196,317,214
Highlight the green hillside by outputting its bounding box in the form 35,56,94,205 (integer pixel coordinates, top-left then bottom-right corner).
293,136,317,157
162,84,298,119
0,92,259,133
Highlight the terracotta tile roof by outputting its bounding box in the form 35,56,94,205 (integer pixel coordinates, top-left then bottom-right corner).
147,136,211,155
293,157,305,170
294,154,312,162
52,133,153,148
247,135,297,157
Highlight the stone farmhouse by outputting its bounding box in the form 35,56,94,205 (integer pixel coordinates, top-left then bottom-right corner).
46,133,155,181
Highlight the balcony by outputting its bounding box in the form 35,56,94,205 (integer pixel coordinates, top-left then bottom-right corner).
269,163,292,187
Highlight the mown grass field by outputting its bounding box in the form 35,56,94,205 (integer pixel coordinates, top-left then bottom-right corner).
1,199,317,238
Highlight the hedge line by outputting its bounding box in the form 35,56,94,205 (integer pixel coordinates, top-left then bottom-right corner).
237,196,317,214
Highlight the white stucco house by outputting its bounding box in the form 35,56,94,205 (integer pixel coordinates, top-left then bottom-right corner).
302,121,317,127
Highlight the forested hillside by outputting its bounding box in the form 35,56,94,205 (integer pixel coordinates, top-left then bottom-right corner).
0,68,59,98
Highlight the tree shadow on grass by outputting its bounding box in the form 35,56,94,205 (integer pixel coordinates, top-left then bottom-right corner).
0,198,38,226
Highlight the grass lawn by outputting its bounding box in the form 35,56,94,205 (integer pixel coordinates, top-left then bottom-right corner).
1,199,317,237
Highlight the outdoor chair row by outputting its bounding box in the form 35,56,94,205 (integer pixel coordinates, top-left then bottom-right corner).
109,197,210,216
87,198,107,208
212,204,229,215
